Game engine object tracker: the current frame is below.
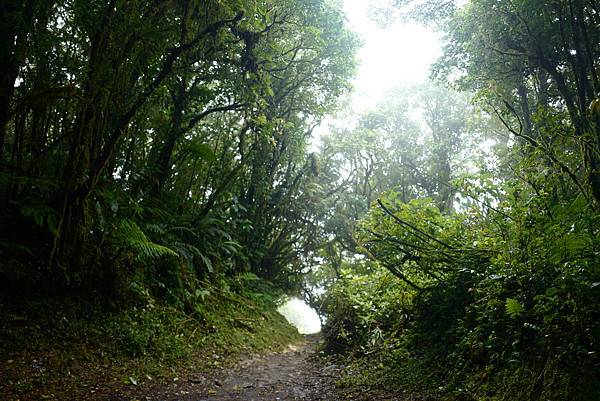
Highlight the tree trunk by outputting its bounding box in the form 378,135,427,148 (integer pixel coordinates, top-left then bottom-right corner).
0,0,35,160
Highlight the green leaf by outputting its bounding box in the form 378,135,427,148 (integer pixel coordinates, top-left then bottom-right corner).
199,253,213,272
46,213,59,237
186,142,216,161
33,210,44,228
505,298,524,319
118,219,177,260
195,288,211,301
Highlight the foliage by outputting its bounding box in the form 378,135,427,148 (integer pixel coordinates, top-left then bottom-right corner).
117,219,178,261
315,1,600,398
0,0,357,298
322,170,600,400
303,83,484,318
0,275,301,400
0,1,353,396
2,0,600,400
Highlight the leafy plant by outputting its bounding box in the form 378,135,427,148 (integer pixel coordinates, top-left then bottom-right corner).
117,219,177,260
504,298,524,319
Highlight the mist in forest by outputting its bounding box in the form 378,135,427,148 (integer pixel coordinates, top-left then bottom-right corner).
0,0,599,399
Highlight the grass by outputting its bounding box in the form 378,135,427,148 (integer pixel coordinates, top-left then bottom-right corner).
0,277,302,400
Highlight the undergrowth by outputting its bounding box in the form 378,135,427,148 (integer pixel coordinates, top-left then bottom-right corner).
322,262,599,401
0,274,301,400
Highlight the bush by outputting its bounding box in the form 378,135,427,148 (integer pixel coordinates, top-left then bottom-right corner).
321,192,600,400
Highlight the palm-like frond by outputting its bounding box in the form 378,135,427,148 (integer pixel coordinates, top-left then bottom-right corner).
118,219,177,260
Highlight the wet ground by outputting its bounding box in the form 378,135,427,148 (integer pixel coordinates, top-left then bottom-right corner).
162,334,340,401
195,334,335,400
100,334,406,401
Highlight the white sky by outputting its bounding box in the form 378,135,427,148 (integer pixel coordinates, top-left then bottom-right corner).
310,0,442,146
342,0,441,112
277,298,321,334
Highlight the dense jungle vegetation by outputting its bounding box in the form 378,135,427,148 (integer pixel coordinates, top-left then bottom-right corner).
312,1,600,400
0,0,353,397
1,0,599,400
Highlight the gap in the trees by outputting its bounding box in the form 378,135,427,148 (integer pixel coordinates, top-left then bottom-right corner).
277,298,321,334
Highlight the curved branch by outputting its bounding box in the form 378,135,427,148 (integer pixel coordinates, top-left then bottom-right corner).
376,199,455,249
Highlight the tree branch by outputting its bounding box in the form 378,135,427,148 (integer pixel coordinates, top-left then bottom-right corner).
376,199,455,249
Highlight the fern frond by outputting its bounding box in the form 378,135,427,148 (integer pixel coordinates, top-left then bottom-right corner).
118,219,177,260
167,226,199,240
172,241,202,268
144,223,166,235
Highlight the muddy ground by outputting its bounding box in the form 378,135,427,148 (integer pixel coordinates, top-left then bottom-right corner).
122,334,338,401
119,334,405,401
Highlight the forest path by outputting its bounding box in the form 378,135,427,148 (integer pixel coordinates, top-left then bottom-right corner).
171,334,340,401
129,334,406,401
204,334,332,400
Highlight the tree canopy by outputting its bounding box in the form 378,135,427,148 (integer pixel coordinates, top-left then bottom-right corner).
0,0,357,296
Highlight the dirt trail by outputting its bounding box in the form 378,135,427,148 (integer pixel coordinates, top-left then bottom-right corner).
180,334,336,401
106,334,399,401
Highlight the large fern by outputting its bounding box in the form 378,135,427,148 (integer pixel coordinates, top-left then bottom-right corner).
118,219,178,260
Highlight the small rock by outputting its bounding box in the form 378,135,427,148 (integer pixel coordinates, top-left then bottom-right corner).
188,376,205,383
